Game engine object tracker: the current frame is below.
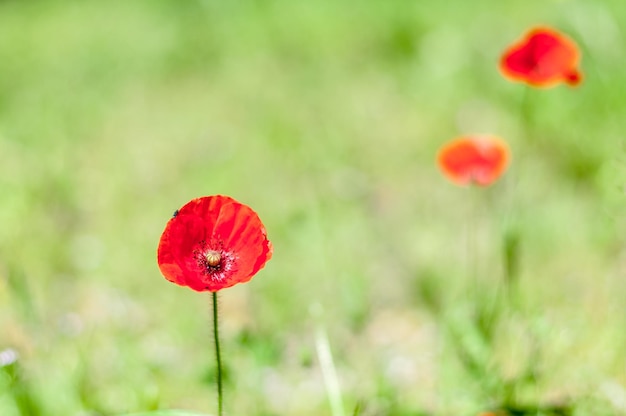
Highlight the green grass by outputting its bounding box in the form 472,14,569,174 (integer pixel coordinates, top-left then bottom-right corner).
1,0,625,415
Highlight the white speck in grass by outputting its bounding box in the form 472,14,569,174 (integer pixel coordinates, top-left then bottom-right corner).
0,348,18,367
601,381,626,411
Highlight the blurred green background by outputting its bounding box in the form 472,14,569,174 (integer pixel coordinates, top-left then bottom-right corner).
1,0,625,415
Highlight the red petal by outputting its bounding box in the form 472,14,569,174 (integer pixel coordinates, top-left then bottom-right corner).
438,136,510,186
157,213,209,289
500,27,582,88
212,200,273,279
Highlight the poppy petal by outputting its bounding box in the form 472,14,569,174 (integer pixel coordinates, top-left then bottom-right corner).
212,201,273,282
438,136,510,186
500,27,582,88
158,214,211,290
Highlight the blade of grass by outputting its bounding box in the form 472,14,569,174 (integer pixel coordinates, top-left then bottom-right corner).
311,303,346,416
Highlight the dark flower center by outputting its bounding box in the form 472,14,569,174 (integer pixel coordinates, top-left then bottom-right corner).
192,240,237,287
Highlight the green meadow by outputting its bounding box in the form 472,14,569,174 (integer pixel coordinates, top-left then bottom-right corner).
1,0,625,415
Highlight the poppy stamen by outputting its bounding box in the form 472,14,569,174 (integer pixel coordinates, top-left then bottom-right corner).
205,250,222,267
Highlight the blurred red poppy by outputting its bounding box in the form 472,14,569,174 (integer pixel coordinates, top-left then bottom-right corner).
438,136,510,186
500,27,582,87
157,195,272,292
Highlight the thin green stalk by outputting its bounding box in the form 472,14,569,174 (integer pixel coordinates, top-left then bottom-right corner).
467,185,479,300
502,226,521,306
311,303,345,416
212,292,223,416
315,324,345,416
519,85,533,136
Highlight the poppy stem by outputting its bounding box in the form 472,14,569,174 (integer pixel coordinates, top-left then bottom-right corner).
468,185,479,298
520,86,533,132
520,86,539,149
212,292,223,416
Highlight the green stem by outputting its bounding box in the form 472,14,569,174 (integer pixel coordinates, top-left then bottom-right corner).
212,292,223,416
520,85,533,134
468,185,479,300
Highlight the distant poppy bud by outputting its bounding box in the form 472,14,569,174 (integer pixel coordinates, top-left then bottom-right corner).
438,136,510,186
500,27,582,88
157,195,273,292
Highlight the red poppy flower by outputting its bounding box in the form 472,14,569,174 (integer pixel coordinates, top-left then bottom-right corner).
438,136,510,186
157,195,272,292
500,27,582,87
